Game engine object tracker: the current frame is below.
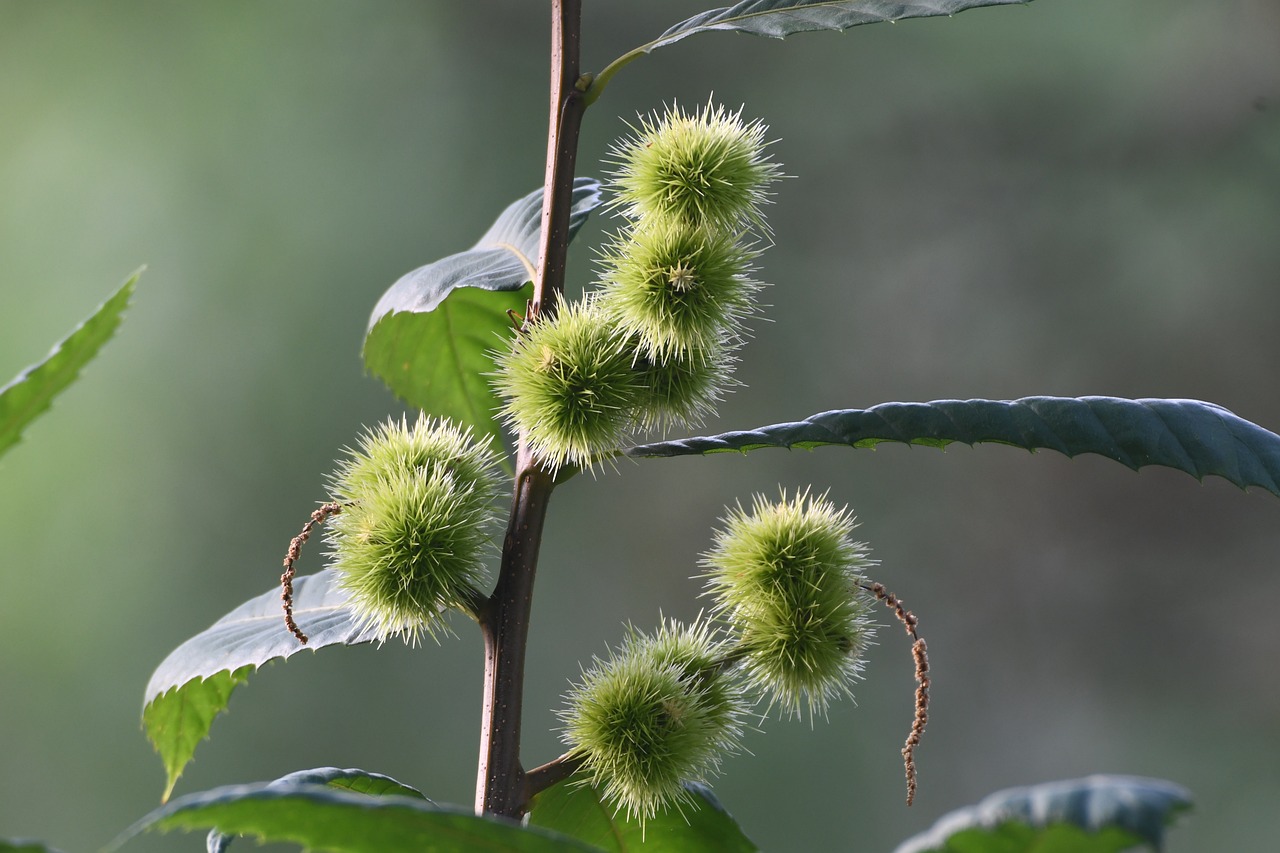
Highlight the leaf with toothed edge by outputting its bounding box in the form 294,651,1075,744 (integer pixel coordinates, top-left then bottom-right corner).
891,775,1192,853
529,778,757,852
362,179,604,448
625,397,1280,498
143,569,382,801
0,269,139,460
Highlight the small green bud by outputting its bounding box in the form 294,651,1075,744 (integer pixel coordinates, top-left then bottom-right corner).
702,489,875,717
609,101,781,233
597,221,758,362
561,619,745,822
326,416,502,643
493,297,644,471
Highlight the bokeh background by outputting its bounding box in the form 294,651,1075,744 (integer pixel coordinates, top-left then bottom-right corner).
2,1,1278,851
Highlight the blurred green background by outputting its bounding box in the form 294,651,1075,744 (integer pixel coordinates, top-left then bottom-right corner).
2,1,1278,851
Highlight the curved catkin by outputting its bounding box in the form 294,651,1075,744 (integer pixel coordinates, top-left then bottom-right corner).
701,489,876,717
609,101,782,234
492,297,645,472
325,416,503,643
560,620,745,822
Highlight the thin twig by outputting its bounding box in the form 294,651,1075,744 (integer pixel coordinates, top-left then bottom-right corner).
281,501,344,644
863,581,930,806
524,751,585,802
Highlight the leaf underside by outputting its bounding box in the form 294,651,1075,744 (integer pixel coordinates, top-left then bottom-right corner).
0,269,139,460
206,767,429,853
112,783,603,853
590,0,1031,99
362,179,603,447
892,775,1192,853
143,569,380,800
655,0,1031,47
625,396,1280,498
529,778,757,853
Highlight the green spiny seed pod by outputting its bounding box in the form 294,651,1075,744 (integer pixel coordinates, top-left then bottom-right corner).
701,489,875,717
561,619,745,822
597,221,758,361
633,340,736,432
330,415,502,504
493,297,644,471
609,101,781,234
326,416,502,643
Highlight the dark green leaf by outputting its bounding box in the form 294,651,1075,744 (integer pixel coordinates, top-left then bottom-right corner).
892,775,1192,853
207,767,428,852
109,783,604,853
590,1,1032,102
143,569,380,801
529,779,757,853
0,841,68,853
0,269,139,459
362,179,603,447
626,397,1280,498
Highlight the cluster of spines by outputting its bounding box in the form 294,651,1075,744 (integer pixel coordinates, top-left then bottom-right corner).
562,490,879,822
702,488,875,719
495,100,779,472
323,415,503,644
560,618,745,823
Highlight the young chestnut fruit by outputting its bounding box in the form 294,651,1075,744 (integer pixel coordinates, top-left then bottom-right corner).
702,489,875,717
493,297,645,472
325,415,502,643
609,100,782,234
561,619,746,822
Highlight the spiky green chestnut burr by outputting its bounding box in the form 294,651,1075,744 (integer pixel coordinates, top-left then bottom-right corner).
561,619,745,822
609,101,781,234
330,415,502,504
702,489,875,717
325,416,502,643
493,298,644,471
598,221,758,361
633,340,736,432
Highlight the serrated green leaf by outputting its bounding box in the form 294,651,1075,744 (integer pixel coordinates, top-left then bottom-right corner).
529,779,757,853
109,783,604,853
207,767,428,853
892,775,1192,853
0,841,68,853
143,569,381,801
0,269,139,460
362,179,603,448
590,0,1032,102
625,397,1280,498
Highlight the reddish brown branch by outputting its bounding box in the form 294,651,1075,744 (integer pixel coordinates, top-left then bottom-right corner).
864,581,930,806
524,751,585,802
281,501,344,644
